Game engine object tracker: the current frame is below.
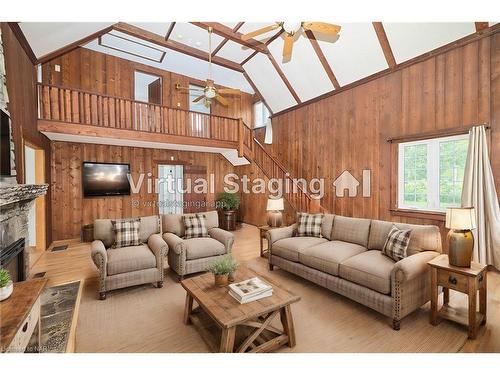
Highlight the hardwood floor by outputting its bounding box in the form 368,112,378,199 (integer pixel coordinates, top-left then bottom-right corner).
29,223,499,352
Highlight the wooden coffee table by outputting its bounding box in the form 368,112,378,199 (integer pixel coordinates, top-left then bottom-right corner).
181,267,300,353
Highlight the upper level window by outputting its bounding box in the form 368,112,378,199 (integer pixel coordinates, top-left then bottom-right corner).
398,134,469,212
134,71,162,105
254,101,270,128
189,84,210,114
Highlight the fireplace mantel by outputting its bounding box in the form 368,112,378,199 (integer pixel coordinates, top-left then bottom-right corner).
0,183,48,207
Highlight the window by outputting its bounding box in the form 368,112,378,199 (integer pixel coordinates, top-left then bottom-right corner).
189,84,210,114
253,101,270,128
398,134,469,212
134,71,162,104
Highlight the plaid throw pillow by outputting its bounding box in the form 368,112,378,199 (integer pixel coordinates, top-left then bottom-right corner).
297,212,324,238
183,214,209,239
382,226,412,261
111,218,141,248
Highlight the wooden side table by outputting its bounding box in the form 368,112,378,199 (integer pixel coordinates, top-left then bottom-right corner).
258,225,285,258
427,254,488,339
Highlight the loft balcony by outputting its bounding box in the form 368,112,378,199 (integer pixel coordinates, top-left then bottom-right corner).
36,84,254,165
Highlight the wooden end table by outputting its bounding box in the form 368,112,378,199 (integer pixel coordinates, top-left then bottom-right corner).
427,254,488,339
258,225,285,258
181,266,300,353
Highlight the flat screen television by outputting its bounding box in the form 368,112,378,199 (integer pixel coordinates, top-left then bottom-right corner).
82,162,131,197
1,108,12,177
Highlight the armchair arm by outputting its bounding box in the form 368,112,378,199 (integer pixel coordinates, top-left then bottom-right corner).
392,251,440,283
162,232,186,255
266,224,296,246
148,233,168,259
91,240,108,275
208,227,234,253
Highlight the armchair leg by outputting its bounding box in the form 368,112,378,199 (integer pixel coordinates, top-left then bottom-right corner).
392,319,400,331
177,275,184,283
99,292,107,300
157,281,164,288
269,264,274,271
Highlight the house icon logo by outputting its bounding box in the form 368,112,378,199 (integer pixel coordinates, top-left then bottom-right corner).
333,170,371,197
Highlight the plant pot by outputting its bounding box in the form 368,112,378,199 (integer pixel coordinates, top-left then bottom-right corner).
228,271,236,283
214,274,229,287
0,280,13,301
219,210,237,231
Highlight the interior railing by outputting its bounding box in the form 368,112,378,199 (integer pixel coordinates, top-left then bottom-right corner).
37,83,240,143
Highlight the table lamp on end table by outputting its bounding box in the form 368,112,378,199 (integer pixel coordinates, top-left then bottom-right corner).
266,197,284,227
445,207,476,267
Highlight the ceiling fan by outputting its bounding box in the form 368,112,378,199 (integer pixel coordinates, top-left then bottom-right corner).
175,27,240,107
242,22,341,61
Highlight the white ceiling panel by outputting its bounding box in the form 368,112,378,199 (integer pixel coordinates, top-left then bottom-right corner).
170,23,224,53
238,22,280,43
384,23,475,63
83,36,253,94
316,23,388,86
129,22,172,38
268,33,335,102
244,53,297,113
19,22,114,57
216,40,254,63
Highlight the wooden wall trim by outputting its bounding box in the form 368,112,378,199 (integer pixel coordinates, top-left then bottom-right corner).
7,23,38,64
372,22,396,68
475,22,489,32
272,23,500,118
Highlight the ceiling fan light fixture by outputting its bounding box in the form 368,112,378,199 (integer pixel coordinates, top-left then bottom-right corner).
282,22,302,35
205,87,217,99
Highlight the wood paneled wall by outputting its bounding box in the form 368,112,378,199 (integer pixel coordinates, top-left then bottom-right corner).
50,142,235,241
240,33,500,247
1,23,52,246
41,47,254,125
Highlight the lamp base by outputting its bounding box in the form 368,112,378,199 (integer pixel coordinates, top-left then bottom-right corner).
267,211,283,227
448,229,474,267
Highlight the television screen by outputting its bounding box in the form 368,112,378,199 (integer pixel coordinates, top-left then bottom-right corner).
1,109,12,176
82,162,131,197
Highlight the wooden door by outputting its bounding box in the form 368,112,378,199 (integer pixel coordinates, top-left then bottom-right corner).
148,78,162,105
183,165,207,213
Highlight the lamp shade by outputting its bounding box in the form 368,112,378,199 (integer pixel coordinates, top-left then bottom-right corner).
445,207,477,230
266,198,284,211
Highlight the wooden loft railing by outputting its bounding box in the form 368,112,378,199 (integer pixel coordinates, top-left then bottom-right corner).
37,83,241,144
249,137,329,214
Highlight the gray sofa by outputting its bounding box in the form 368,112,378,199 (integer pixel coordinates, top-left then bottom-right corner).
267,214,442,329
162,211,234,281
91,215,168,300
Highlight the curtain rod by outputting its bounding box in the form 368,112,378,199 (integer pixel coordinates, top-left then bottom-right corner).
387,124,491,143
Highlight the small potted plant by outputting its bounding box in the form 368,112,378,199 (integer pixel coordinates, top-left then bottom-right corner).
207,256,239,287
0,268,13,302
216,192,240,231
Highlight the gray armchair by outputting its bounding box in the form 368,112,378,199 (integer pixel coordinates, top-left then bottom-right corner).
91,215,168,300
161,211,234,281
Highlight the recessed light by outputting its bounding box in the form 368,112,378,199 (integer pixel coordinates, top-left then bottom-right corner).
177,34,183,39
195,41,202,47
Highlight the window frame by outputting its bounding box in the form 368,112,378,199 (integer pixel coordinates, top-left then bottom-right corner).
397,133,469,213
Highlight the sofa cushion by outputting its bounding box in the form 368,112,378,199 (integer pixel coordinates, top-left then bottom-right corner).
203,210,219,230
332,215,371,247
272,237,328,262
111,218,141,248
184,237,225,260
321,214,335,240
162,214,185,237
339,250,395,294
139,215,161,243
297,213,324,238
94,219,114,248
183,214,209,239
299,240,367,276
107,244,156,276
368,220,442,255
382,226,412,261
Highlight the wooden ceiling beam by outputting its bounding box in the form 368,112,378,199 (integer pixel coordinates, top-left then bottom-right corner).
212,22,244,56
475,22,489,32
305,30,340,89
165,22,176,40
372,22,396,69
266,51,301,104
243,72,273,115
112,22,244,73
7,23,38,64
240,30,282,66
38,25,114,64
190,22,268,54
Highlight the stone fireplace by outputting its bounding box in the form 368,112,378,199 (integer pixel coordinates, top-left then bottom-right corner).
0,183,48,281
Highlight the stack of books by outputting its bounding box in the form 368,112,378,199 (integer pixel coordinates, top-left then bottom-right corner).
228,277,273,304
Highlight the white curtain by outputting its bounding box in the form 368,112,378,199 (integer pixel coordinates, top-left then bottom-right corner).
264,117,273,144
461,125,500,269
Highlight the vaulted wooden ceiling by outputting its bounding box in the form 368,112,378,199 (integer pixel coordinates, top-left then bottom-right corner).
18,22,497,115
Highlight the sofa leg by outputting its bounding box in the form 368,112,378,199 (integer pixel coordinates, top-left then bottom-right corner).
269,264,274,271
392,319,400,331
157,281,164,288
99,292,106,300
177,275,184,283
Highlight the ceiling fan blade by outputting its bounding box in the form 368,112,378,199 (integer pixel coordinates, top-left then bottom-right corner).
283,33,294,61
302,22,341,36
241,24,281,41
215,95,229,106
217,88,240,95
193,94,205,103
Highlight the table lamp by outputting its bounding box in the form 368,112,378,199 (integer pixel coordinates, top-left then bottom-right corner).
266,198,284,227
445,207,476,267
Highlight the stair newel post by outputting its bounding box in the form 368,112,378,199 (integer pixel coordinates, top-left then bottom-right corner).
238,118,244,157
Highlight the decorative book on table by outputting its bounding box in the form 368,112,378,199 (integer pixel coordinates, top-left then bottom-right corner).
228,277,273,304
